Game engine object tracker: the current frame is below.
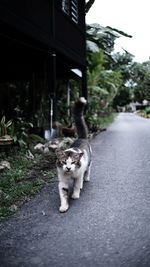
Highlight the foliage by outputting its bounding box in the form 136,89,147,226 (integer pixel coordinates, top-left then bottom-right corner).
113,86,132,107
0,148,56,222
130,61,150,102
86,104,116,132
11,118,33,147
86,23,118,56
112,58,150,107
86,48,122,129
111,55,150,107
0,116,12,137
145,106,150,114
85,22,133,128
111,52,134,79
0,112,43,149
0,81,49,131
110,52,135,108
136,106,150,119
86,20,136,115
86,23,132,58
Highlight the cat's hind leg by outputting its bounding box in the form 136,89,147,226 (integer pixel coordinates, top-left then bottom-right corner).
84,163,91,182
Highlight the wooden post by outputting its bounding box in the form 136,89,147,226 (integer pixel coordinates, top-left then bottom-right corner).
81,67,88,100
47,52,56,129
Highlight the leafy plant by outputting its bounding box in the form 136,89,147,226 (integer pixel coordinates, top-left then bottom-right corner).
131,61,150,102
86,23,132,57
11,118,33,147
145,106,150,114
113,86,132,108
86,49,122,130
0,116,12,137
86,22,134,117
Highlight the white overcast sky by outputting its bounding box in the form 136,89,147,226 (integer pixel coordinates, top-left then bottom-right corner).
86,0,150,63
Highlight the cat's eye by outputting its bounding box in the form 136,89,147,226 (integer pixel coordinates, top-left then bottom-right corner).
71,161,76,164
62,161,66,164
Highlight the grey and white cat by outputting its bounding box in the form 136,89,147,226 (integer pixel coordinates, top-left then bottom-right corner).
56,97,92,212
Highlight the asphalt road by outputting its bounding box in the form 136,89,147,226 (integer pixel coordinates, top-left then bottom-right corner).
1,113,150,267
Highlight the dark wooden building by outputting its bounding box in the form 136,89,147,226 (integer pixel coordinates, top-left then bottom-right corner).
0,0,87,133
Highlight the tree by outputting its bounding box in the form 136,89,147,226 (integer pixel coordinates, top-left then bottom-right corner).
85,0,96,14
86,24,132,111
111,52,134,108
113,86,132,107
87,49,122,129
131,61,150,102
111,52,134,79
86,21,133,128
86,24,132,58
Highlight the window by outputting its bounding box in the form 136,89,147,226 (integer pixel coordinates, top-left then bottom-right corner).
62,0,70,15
62,0,78,24
71,0,78,23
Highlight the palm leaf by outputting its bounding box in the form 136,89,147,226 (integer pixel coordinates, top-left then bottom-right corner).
88,85,109,95
6,120,12,128
106,26,132,38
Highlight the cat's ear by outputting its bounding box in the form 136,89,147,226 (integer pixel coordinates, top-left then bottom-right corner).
74,152,84,160
79,152,84,159
55,149,65,158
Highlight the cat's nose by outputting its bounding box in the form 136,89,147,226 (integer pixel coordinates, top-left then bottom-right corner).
66,167,71,171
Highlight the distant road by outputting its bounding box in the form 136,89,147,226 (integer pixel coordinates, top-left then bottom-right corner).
1,113,150,267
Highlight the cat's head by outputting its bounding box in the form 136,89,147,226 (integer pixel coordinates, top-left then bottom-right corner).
55,149,83,174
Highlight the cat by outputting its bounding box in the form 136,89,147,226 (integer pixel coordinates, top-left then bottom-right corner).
55,97,92,212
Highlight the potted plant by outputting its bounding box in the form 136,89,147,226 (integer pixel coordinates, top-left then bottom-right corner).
0,116,13,145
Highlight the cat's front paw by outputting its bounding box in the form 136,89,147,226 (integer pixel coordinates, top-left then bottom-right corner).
84,176,90,182
59,204,69,213
71,192,80,199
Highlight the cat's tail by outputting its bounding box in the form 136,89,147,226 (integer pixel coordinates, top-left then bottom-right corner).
73,97,88,139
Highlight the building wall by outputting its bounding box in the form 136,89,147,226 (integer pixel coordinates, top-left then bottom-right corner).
0,0,86,66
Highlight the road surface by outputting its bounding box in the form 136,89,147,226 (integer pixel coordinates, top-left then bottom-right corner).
1,113,150,267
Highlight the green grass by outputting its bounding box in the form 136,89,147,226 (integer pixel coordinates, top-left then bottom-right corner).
88,111,117,133
0,148,56,222
98,112,117,128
